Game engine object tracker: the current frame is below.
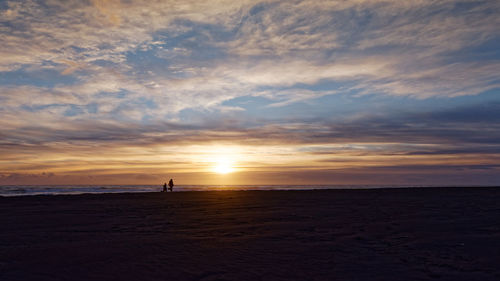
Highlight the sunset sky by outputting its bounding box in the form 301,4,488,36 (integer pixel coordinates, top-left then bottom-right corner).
1,0,499,186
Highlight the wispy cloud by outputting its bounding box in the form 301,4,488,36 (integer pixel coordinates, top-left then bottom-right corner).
91,0,122,26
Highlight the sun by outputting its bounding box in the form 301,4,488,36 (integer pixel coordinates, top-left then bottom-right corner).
213,157,235,174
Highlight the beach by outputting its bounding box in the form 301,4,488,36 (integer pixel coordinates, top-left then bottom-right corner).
1,188,499,281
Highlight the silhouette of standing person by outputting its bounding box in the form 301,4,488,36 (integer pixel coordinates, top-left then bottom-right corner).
162,182,167,192
168,179,174,192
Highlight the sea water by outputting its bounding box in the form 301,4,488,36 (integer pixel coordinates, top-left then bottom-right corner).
0,184,433,196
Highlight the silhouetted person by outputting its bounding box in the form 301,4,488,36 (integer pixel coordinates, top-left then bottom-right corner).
168,179,174,192
162,182,167,192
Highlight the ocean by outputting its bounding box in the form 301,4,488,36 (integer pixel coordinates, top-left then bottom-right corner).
0,184,428,197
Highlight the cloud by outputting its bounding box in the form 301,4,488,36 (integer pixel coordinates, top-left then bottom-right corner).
91,0,122,26
1,0,499,100
59,60,88,75
1,0,498,117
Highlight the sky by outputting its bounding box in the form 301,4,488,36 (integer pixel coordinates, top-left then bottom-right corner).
1,0,500,186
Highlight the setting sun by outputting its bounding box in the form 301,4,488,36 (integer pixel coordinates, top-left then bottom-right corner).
213,157,235,174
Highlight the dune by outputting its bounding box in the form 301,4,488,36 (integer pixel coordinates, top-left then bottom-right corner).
1,188,499,280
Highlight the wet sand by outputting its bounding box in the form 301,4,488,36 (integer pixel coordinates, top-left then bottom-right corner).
1,188,500,280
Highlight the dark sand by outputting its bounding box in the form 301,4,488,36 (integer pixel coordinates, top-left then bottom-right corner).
1,188,500,281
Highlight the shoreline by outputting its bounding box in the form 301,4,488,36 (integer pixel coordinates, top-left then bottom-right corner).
1,185,499,198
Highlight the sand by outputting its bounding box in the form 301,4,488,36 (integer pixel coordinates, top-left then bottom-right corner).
1,188,499,281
